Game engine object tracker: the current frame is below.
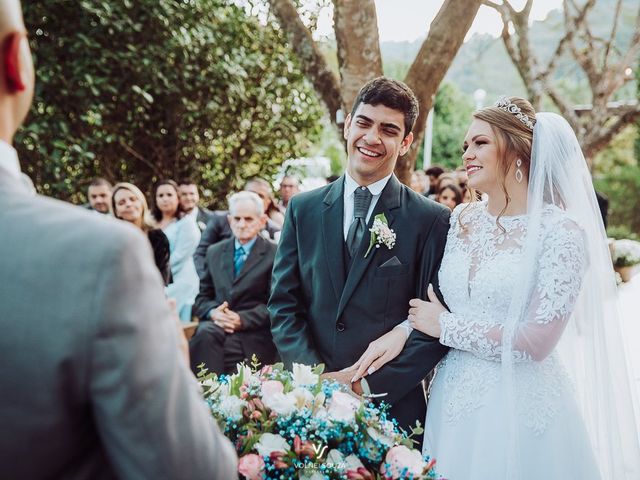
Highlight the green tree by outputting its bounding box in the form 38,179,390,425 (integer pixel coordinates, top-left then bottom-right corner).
430,83,474,171
635,63,640,162
18,0,322,206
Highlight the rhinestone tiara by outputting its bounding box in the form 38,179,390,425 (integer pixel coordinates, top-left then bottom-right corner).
495,96,535,130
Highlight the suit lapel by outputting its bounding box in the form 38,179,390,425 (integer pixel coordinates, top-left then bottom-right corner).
336,175,402,319
217,239,235,286
321,178,346,302
234,236,266,284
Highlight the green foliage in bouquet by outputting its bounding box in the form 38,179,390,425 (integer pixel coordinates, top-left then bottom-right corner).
197,359,440,480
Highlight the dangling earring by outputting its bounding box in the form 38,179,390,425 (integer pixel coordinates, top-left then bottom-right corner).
515,159,523,183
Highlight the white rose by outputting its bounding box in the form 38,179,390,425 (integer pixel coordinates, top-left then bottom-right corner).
290,387,314,409
236,364,254,383
326,449,345,467
327,391,360,423
367,426,394,447
255,433,290,457
292,363,319,386
345,454,365,471
218,395,246,421
262,392,297,416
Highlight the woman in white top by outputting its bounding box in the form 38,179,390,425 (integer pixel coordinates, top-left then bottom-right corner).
152,179,200,322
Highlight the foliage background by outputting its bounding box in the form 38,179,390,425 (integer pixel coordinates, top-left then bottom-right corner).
17,0,323,206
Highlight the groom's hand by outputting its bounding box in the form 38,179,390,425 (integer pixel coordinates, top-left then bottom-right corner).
321,370,353,386
321,371,363,399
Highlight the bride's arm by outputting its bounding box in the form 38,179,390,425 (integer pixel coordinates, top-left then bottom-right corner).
438,220,587,362
347,322,412,383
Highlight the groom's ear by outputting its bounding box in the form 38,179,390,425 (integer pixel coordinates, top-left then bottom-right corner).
399,132,414,156
2,31,28,93
343,113,352,140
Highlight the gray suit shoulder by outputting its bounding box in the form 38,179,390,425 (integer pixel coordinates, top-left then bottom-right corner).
30,194,149,255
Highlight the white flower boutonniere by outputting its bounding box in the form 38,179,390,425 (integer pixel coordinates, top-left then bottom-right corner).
365,213,396,258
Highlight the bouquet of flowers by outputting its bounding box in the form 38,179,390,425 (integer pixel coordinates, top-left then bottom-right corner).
198,361,441,479
612,239,640,268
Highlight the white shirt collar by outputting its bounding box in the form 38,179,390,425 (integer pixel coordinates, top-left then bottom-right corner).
342,172,393,240
344,172,392,198
0,140,21,181
186,207,198,220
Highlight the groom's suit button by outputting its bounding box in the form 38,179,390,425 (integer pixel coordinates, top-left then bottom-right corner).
336,322,345,332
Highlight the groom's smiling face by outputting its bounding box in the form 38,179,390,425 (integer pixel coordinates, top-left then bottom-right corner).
344,103,413,186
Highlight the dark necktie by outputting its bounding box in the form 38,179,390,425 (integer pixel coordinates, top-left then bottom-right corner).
346,186,373,258
234,245,246,276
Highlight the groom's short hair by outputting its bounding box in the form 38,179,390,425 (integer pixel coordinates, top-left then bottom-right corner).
350,77,419,137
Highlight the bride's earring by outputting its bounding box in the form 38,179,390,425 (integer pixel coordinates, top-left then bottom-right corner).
515,159,523,183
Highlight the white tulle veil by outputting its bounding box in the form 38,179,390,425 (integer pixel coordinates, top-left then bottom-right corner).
501,111,640,478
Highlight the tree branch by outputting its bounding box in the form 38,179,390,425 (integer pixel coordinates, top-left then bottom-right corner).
583,103,640,160
397,0,482,183
602,0,623,71
269,0,342,123
332,0,383,112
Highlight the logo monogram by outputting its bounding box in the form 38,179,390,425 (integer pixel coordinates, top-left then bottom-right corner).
311,443,328,459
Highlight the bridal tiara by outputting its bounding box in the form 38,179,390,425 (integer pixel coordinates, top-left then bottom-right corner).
495,96,535,130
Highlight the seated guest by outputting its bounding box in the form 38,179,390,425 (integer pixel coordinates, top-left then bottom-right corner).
431,172,458,197
248,177,284,227
86,177,112,214
424,165,444,196
178,178,213,232
190,191,278,374
194,178,281,278
278,174,300,210
152,179,200,322
410,170,428,194
436,183,463,211
112,182,171,285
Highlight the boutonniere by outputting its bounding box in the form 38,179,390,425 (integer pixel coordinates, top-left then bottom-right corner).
365,213,396,258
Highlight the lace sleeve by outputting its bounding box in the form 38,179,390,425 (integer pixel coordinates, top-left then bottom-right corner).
439,219,587,362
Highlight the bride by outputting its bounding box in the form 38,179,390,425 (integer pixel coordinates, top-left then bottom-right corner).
348,97,640,478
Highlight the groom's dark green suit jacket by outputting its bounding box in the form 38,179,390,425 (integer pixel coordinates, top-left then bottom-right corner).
269,175,450,432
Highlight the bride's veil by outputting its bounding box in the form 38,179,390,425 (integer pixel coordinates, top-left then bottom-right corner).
501,112,640,478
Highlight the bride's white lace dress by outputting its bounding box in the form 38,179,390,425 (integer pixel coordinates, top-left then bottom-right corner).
423,201,600,479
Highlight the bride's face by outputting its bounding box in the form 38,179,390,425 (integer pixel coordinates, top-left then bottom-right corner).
462,119,500,194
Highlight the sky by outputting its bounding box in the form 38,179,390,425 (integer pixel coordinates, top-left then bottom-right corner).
315,0,564,43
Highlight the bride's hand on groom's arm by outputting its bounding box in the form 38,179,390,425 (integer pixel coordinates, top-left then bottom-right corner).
408,284,448,338
345,327,408,384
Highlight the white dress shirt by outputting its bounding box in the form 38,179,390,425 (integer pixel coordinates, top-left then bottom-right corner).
0,140,21,181
343,172,392,240
185,207,199,221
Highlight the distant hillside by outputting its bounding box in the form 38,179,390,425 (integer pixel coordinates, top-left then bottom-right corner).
380,0,637,103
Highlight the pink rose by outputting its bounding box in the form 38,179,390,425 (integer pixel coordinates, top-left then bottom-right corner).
380,445,425,479
238,454,265,480
261,380,284,399
259,365,273,378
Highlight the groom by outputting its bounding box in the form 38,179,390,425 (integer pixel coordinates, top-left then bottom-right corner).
269,77,450,435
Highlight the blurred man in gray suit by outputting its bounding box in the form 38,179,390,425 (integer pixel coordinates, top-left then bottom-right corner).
0,1,237,478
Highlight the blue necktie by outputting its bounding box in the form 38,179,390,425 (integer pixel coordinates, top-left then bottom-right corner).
234,246,246,276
